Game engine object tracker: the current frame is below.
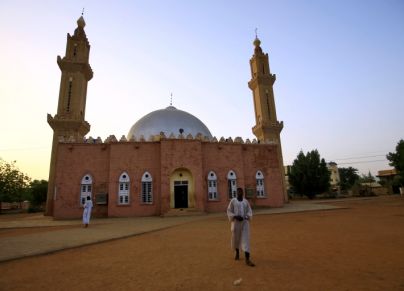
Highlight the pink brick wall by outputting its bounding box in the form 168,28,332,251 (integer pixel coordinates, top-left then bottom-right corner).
202,143,284,211
52,140,284,218
53,143,109,219
107,142,161,217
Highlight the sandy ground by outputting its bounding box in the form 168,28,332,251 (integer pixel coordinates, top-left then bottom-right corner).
0,196,404,291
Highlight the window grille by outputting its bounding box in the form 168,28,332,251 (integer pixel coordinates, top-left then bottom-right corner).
227,171,237,199
141,172,153,204
256,171,265,198
80,174,92,205
207,171,218,200
118,172,130,205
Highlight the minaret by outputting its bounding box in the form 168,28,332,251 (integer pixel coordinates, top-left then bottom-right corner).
45,16,93,215
248,36,288,202
248,36,283,142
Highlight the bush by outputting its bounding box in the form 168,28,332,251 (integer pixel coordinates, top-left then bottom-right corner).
27,205,43,213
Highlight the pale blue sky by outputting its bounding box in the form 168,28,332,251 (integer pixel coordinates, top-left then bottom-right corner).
0,0,403,180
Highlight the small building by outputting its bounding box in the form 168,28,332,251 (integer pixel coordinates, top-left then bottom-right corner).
377,169,401,194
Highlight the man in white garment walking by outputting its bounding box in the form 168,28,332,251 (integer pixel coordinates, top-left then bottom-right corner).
82,195,93,228
227,187,255,267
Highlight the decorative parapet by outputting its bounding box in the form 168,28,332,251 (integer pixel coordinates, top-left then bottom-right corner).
81,136,104,144
104,135,117,143
234,137,244,143
195,133,203,140
59,132,278,146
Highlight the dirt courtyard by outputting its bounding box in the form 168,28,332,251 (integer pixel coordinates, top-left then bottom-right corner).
1,196,404,291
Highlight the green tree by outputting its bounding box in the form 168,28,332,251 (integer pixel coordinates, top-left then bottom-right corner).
0,159,31,212
289,150,330,199
338,167,360,191
386,139,404,185
28,180,48,207
359,171,376,183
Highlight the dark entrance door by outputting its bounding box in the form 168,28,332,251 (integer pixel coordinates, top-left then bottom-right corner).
174,185,188,208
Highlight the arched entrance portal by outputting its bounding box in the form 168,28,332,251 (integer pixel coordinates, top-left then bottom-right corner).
170,168,195,209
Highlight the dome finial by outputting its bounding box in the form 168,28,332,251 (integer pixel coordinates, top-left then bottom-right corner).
77,8,86,28
170,92,173,106
253,27,261,47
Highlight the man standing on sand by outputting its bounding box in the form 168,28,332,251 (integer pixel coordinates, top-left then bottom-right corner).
227,187,255,267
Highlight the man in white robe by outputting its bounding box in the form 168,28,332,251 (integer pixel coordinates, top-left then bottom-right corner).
82,196,93,228
227,187,255,267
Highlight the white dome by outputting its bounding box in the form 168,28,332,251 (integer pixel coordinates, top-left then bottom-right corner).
128,106,212,140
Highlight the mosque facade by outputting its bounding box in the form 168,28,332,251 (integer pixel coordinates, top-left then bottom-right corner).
45,16,287,218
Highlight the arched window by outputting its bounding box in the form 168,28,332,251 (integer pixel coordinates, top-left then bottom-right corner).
207,171,218,200
227,170,237,199
141,172,153,204
80,174,92,205
118,172,130,205
256,170,265,198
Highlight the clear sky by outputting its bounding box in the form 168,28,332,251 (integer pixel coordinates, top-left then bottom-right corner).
0,0,403,180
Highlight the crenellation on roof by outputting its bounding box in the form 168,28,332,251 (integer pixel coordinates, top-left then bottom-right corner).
61,134,278,145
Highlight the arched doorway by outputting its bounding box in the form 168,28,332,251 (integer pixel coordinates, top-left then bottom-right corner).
170,168,194,209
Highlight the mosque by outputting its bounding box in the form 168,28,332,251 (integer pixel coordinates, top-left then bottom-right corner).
45,16,287,218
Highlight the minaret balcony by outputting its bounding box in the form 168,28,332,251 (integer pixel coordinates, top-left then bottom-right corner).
248,74,276,89
57,56,93,80
47,113,90,136
252,120,284,134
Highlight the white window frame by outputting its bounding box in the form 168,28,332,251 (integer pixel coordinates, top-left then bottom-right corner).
207,171,218,200
141,172,153,204
80,174,92,205
256,170,265,198
118,172,130,205
227,170,237,199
